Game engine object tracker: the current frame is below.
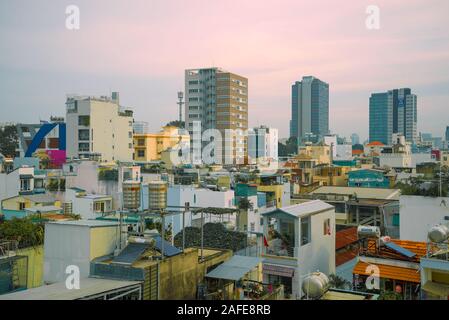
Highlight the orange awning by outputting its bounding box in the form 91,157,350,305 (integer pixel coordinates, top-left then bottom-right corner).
353,261,420,283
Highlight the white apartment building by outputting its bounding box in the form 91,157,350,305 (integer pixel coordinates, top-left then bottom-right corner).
166,185,236,235
248,126,278,166
65,92,134,163
185,68,248,165
377,134,412,169
261,200,336,299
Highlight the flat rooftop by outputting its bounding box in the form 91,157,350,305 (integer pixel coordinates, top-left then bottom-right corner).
309,186,400,200
0,278,141,300
46,220,119,227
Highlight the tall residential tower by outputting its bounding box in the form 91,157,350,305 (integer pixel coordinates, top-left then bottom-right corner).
185,68,248,165
290,76,329,143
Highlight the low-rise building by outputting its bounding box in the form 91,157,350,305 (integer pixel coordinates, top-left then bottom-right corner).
133,125,190,163
261,200,335,299
305,186,401,237
1,194,61,220
353,237,426,300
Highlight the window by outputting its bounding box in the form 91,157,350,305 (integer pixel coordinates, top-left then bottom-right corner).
78,115,90,126
19,202,26,210
301,216,311,245
128,132,132,138
78,129,90,141
137,150,145,158
79,143,90,152
250,222,255,232
323,218,331,235
20,178,31,192
129,143,133,149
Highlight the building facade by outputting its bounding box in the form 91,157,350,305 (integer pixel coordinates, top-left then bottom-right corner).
185,68,248,165
369,88,417,145
133,125,190,163
290,76,329,142
247,126,278,166
65,92,134,162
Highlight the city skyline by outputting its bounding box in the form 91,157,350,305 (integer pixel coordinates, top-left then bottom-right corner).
1,1,449,141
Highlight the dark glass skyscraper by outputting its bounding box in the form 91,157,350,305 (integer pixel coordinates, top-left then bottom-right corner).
290,76,329,142
369,88,417,145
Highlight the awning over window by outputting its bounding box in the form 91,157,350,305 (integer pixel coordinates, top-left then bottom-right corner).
206,256,263,281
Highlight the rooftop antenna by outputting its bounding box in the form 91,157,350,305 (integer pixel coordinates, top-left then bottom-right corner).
177,91,184,128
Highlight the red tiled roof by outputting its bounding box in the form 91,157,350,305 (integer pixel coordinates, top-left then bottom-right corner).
336,250,357,266
352,149,364,155
336,227,358,250
366,141,385,146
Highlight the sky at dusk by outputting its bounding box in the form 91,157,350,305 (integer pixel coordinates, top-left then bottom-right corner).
1,0,449,141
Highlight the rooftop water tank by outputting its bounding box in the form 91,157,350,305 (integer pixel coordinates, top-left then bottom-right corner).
357,225,381,239
428,224,449,243
302,272,330,299
123,181,141,211
148,181,168,210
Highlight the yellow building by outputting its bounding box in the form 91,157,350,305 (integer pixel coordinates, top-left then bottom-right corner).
298,143,331,165
312,165,351,187
1,194,61,220
134,126,190,162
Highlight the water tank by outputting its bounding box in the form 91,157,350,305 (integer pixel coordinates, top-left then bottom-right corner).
302,272,330,299
428,225,449,243
148,181,167,210
62,201,73,215
123,181,141,211
357,225,381,239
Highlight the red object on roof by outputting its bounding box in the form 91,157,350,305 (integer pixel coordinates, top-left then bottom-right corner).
336,250,357,266
366,141,385,146
352,149,364,156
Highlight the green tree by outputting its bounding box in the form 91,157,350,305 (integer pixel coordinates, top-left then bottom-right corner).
0,125,18,157
328,274,352,290
165,120,185,128
0,217,45,248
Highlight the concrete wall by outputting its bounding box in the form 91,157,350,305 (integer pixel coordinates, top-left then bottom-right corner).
44,223,119,284
17,245,44,288
400,195,449,242
158,248,232,300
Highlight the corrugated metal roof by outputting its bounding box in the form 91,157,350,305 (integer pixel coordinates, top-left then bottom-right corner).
262,200,333,219
353,261,420,283
309,186,400,200
336,227,358,250
206,255,263,281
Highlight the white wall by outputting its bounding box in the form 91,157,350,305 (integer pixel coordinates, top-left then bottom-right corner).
44,222,119,284
400,195,449,242
44,223,91,284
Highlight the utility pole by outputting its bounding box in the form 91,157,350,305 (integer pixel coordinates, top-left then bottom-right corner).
177,91,184,128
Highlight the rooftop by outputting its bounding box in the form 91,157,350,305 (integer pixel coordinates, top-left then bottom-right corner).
309,186,400,201
46,220,119,228
0,278,141,300
262,200,334,219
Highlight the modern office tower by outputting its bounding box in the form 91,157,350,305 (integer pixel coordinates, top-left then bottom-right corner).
290,76,329,143
369,88,417,145
350,133,360,145
445,126,449,141
65,92,134,162
185,68,248,165
247,126,278,165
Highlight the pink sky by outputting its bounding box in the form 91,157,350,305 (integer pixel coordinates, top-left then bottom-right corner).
1,0,449,140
